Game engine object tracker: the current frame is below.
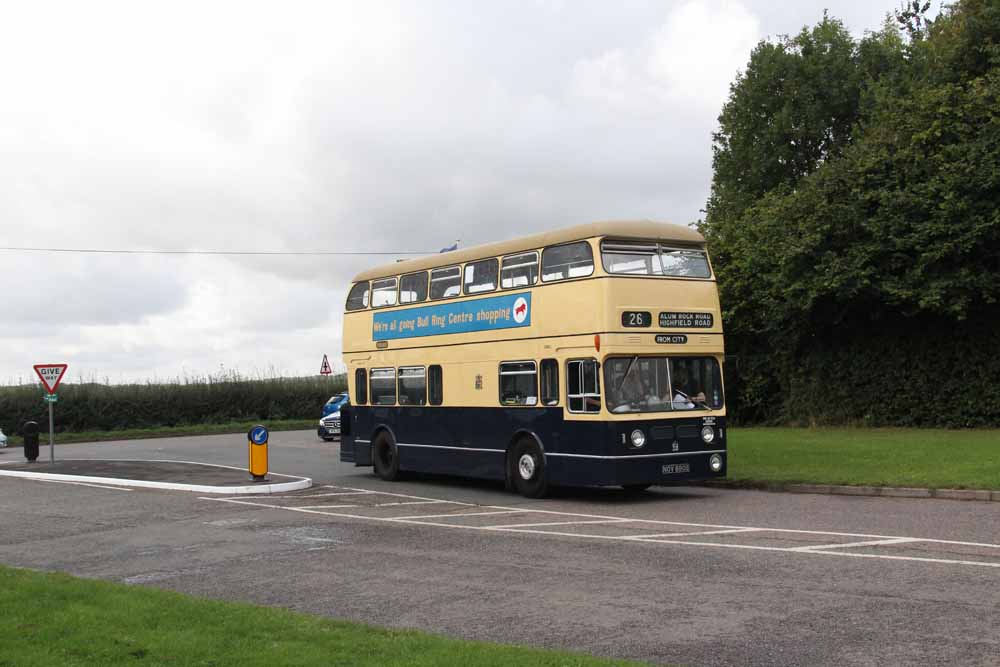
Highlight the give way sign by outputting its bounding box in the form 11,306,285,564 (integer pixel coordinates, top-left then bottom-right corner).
34,364,68,394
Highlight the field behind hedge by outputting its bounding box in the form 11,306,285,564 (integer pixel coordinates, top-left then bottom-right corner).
0,374,347,437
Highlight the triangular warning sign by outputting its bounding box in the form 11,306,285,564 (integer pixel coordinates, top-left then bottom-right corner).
34,363,69,394
319,354,332,376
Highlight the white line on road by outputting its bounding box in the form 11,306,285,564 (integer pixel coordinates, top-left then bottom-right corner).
391,509,524,520
791,537,922,552
491,518,634,529
295,504,361,510
200,486,1000,570
35,478,133,491
625,528,762,539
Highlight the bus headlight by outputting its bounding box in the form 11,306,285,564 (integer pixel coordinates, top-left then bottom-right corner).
701,426,715,443
630,429,646,448
709,454,723,472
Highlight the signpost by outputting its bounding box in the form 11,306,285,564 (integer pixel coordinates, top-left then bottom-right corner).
33,363,68,464
319,354,332,376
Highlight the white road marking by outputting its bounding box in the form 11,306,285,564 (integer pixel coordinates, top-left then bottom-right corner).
294,505,361,510
373,500,450,507
35,478,133,491
391,509,524,520
200,486,1000,570
791,537,922,552
625,528,762,539
492,518,633,529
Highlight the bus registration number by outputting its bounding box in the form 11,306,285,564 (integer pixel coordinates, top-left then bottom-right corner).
662,463,690,474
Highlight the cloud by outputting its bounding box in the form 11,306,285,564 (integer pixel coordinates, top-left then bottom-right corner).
0,0,911,381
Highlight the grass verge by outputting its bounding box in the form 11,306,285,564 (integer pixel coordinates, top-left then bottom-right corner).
0,419,316,447
0,565,643,667
727,427,1000,489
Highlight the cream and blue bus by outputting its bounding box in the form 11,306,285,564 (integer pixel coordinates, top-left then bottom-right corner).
339,220,727,497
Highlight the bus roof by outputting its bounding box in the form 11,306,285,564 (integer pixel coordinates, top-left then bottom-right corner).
351,220,704,283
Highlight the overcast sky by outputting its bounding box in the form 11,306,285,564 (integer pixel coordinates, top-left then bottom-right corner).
0,0,928,384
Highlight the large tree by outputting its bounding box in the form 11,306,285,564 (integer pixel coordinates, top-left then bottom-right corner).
700,0,1000,426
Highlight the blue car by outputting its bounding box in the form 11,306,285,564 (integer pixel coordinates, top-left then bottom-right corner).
318,393,350,441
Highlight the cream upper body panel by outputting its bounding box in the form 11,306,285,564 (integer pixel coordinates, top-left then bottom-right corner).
350,220,703,283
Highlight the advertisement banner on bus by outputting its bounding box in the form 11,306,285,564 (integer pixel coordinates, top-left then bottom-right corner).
373,292,531,340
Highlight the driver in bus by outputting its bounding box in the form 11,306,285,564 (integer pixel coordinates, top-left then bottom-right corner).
670,366,706,410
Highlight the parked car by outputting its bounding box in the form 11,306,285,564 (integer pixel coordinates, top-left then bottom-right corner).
322,393,349,417
0,428,7,447
318,393,349,441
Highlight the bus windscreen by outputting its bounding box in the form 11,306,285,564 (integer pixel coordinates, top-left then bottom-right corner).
604,356,723,413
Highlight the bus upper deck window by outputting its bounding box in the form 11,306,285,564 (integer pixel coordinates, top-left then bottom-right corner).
542,241,594,282
371,278,398,308
602,240,711,278
464,258,498,294
400,272,428,304
659,247,712,278
430,266,461,300
346,282,370,311
501,252,539,288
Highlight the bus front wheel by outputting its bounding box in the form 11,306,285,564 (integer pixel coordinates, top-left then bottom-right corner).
373,433,401,481
510,438,548,498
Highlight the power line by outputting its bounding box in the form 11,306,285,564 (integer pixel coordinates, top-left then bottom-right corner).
0,246,433,256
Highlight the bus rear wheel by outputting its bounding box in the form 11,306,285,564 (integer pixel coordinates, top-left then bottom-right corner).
373,433,400,481
510,438,548,498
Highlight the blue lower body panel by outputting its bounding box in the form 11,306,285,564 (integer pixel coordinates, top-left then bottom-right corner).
340,405,726,488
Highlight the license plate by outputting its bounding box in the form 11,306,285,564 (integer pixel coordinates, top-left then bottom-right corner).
662,463,690,474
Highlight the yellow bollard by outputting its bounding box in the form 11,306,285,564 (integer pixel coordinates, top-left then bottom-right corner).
248,425,269,481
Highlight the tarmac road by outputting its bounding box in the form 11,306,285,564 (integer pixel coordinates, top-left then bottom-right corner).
1,430,998,666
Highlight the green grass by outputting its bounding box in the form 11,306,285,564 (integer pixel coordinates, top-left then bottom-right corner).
1,419,316,447
728,427,1000,489
0,565,644,667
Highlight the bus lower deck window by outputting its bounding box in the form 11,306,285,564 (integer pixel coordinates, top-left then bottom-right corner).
370,368,397,405
398,366,427,405
568,359,600,413
428,365,443,405
355,368,368,404
499,361,537,406
540,358,559,406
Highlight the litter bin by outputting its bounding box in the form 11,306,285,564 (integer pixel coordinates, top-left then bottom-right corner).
23,421,39,462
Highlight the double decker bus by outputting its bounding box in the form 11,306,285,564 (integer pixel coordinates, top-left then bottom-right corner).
339,220,727,497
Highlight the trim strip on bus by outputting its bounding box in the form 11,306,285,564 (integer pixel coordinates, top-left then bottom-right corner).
379,441,724,460
396,442,505,453
349,329,724,354
545,450,725,460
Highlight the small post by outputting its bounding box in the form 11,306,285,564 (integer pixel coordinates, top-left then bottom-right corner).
248,425,269,481
48,400,55,464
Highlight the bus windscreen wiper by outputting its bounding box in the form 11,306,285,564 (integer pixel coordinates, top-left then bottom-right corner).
616,355,639,392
